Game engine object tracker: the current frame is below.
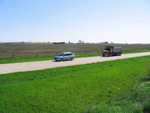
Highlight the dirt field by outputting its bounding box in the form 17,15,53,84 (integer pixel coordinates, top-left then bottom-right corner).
0,52,150,75
0,43,150,59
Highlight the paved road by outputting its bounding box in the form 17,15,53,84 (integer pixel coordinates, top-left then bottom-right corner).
0,52,150,75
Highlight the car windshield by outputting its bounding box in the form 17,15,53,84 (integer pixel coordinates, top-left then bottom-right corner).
57,53,63,56
104,48,111,50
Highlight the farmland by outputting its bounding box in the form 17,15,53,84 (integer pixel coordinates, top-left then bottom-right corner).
0,56,150,113
0,43,150,59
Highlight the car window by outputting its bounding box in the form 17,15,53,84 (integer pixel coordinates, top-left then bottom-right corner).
57,53,63,56
64,53,73,56
64,54,70,56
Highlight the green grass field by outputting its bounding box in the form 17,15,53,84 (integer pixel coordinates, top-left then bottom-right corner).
0,56,150,113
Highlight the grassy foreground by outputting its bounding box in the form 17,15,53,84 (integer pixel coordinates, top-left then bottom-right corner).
0,56,150,113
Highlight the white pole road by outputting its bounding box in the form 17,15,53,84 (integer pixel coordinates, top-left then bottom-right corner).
0,52,150,75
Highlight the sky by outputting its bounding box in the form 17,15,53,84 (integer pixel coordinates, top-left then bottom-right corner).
0,0,150,44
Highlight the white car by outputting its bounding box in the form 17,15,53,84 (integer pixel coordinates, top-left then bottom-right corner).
54,52,75,61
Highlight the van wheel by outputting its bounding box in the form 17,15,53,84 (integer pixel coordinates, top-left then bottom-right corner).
60,58,63,61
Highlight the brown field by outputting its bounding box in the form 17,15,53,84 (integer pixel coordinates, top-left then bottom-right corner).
0,43,150,59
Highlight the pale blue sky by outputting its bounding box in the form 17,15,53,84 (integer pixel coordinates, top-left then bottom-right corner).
0,0,150,43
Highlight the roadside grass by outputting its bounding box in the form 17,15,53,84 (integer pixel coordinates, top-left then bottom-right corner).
76,53,100,57
0,56,150,113
0,56,53,64
123,49,150,54
87,69,150,113
0,53,100,64
0,50,150,64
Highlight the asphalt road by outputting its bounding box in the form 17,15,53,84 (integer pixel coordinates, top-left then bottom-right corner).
0,52,150,75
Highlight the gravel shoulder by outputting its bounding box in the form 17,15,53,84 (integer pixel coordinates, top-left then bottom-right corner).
0,52,150,75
